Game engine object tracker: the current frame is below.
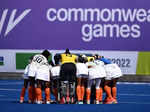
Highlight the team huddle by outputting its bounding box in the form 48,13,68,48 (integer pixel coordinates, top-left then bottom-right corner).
19,49,123,104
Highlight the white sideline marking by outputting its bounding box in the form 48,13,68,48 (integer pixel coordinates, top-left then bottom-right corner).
0,88,20,91
118,82,150,85
118,93,150,97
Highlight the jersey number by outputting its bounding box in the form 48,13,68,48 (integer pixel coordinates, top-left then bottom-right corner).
35,56,43,63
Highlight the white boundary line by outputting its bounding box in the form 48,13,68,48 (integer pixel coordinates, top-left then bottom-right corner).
118,82,150,85
118,93,150,97
0,88,20,91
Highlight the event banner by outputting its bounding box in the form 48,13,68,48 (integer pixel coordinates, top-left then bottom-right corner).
0,50,138,74
0,0,150,51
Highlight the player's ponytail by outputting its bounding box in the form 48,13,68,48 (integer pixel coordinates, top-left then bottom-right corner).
42,49,50,60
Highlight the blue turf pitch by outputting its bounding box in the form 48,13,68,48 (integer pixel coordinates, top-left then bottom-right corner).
0,80,150,112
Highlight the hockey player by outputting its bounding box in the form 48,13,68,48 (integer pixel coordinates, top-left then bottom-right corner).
50,54,61,103
19,56,33,103
28,50,51,104
86,56,106,104
99,56,123,104
59,48,78,104
76,55,88,104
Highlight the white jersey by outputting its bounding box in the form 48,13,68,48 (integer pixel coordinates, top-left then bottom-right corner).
104,63,123,80
94,60,106,78
76,63,88,78
86,60,106,79
31,54,48,68
51,66,60,78
36,64,51,81
23,64,30,79
28,54,49,78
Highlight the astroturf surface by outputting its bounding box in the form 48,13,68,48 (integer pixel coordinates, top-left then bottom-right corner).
0,80,150,112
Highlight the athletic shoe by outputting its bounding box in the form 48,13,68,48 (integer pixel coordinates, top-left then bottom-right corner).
70,97,74,104
46,101,51,104
77,101,83,104
104,98,115,104
99,101,103,104
28,100,32,104
87,100,90,104
36,100,42,104
95,100,99,104
60,97,66,104
19,100,24,104
113,99,118,104
19,96,24,104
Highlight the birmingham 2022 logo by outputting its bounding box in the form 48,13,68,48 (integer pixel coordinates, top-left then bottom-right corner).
0,9,31,37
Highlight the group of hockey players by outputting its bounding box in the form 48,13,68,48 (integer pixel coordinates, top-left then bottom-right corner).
19,49,123,104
